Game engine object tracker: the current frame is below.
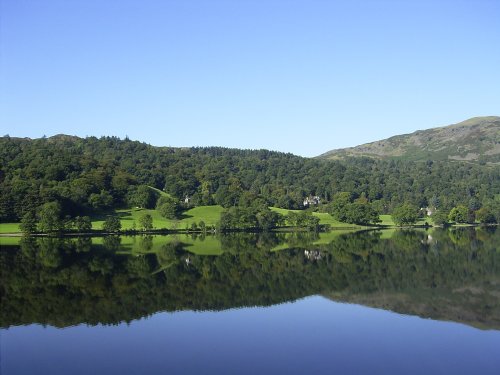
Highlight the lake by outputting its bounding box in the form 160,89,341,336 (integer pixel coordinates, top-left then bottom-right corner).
1,228,499,374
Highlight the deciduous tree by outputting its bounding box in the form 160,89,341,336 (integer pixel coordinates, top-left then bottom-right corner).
392,203,419,226
138,213,153,231
103,216,121,232
37,202,63,233
448,205,469,224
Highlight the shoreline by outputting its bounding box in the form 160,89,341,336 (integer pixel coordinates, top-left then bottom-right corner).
0,223,495,238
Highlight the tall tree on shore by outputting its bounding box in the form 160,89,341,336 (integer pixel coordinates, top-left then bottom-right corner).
392,203,419,226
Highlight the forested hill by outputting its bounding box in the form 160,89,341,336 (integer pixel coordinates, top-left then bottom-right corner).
318,116,500,163
0,134,499,222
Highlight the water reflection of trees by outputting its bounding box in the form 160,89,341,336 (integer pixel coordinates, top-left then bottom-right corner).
0,227,498,329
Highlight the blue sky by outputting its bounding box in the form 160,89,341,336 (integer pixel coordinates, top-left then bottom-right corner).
1,0,499,156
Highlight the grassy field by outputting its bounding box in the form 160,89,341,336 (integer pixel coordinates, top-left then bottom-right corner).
91,206,366,232
379,214,395,226
0,204,436,235
92,205,224,230
0,205,224,234
0,223,20,234
148,186,171,197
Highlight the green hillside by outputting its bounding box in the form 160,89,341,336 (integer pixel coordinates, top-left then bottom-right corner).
1,120,499,232
319,116,500,164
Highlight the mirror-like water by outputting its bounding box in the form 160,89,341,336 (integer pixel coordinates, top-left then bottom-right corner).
1,228,499,374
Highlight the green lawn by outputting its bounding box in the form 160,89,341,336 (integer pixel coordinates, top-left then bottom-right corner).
0,223,20,234
147,186,172,198
0,205,224,234
379,214,395,226
271,209,432,228
312,212,362,228
269,207,294,216
0,205,436,235
92,205,224,230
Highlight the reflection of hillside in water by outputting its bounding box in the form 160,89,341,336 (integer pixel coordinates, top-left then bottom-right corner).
1,228,499,330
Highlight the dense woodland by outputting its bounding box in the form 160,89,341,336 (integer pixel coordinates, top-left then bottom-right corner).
1,135,499,226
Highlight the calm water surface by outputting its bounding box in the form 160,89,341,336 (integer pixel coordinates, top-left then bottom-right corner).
1,228,499,374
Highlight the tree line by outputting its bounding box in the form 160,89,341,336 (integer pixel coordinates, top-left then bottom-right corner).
1,135,499,228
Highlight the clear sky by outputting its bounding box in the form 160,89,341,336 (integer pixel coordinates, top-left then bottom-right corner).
1,0,499,157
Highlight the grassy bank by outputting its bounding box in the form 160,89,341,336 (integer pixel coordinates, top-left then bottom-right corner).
270,207,363,229
91,205,224,230
0,205,224,235
0,205,437,235
0,223,21,234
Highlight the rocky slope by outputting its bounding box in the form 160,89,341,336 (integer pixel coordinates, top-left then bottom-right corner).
319,116,500,164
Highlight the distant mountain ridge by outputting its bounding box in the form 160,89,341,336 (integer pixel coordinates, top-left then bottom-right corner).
319,116,500,164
